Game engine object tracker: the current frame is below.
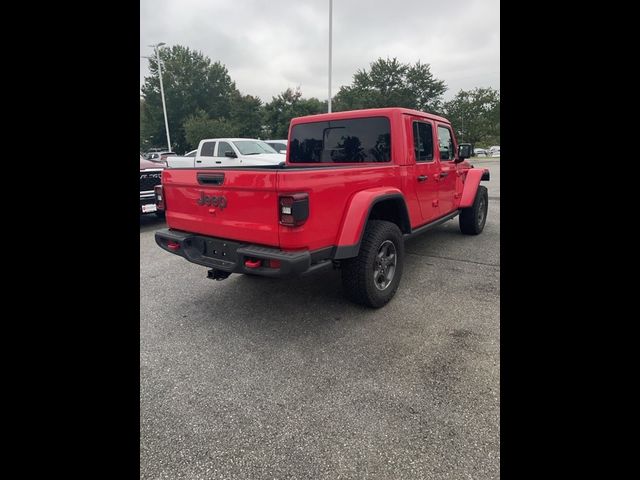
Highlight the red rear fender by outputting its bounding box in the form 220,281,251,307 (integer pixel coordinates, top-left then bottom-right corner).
334,187,408,259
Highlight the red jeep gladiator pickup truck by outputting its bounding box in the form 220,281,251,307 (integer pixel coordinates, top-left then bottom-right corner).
155,107,489,307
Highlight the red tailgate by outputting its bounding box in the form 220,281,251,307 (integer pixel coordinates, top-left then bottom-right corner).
162,169,280,246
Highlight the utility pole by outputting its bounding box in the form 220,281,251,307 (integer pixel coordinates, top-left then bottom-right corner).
149,43,171,151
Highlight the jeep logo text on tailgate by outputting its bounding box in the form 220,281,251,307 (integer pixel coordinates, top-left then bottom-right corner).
197,191,227,210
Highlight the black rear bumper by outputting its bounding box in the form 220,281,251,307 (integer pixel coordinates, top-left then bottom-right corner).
155,229,332,278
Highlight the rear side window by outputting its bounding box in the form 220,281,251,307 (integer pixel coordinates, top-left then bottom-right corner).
413,121,434,162
437,126,455,161
200,141,216,157
289,117,391,163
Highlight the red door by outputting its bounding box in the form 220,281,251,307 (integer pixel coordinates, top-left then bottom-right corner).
408,116,441,223
436,124,458,215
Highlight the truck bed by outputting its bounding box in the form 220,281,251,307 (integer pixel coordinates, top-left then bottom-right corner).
161,164,404,251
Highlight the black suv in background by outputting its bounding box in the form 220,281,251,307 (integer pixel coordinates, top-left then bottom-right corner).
140,155,164,217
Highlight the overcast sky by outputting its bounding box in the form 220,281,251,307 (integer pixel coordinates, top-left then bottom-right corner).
140,0,499,103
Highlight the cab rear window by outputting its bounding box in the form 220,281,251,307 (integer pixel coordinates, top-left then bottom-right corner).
289,117,391,163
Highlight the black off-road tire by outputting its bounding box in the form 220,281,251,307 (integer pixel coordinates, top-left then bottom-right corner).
459,185,488,235
341,220,404,308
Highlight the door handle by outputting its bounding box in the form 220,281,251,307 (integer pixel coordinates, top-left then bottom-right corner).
417,175,427,182
196,160,202,163
439,172,449,178
215,161,221,164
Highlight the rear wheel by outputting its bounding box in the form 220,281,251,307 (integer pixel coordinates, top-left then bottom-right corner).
341,220,404,308
459,185,488,235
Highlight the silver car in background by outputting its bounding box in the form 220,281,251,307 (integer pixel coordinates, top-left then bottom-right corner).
474,148,488,157
264,139,288,154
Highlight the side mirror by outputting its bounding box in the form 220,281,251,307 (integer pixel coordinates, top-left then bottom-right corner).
224,150,237,158
279,149,287,154
457,143,472,162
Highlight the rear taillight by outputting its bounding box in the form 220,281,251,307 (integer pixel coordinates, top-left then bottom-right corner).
279,193,309,227
154,185,165,211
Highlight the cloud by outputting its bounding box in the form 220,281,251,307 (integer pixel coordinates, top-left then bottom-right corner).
141,0,499,102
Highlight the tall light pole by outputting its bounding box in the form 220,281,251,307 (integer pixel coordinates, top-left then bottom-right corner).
328,0,333,113
149,42,171,151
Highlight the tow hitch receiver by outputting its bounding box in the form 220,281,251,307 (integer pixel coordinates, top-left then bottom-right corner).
207,269,231,281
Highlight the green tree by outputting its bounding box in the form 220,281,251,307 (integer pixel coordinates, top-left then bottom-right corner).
140,45,236,153
140,97,150,152
263,88,326,138
333,58,447,113
184,110,239,148
443,87,500,147
229,92,263,138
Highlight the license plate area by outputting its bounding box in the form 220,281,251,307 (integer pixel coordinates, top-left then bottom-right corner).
204,238,241,263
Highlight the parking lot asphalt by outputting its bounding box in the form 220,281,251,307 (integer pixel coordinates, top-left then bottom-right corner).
140,160,500,479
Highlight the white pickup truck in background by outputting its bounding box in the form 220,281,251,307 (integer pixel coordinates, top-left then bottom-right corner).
166,138,285,168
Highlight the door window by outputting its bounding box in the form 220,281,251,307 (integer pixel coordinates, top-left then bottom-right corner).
413,121,434,162
200,141,216,157
437,126,455,161
217,142,234,157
